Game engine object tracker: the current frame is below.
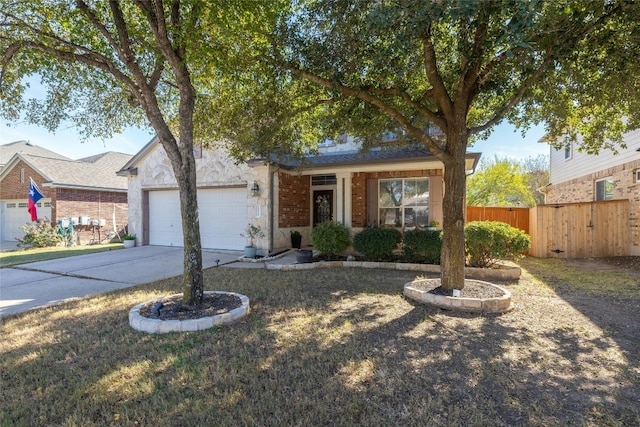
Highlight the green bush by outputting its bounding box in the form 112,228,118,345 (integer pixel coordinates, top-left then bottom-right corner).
18,221,63,248
464,221,531,267
311,221,351,258
353,227,402,261
402,228,442,264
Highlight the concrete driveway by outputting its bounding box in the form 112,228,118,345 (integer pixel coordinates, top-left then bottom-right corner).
0,245,249,317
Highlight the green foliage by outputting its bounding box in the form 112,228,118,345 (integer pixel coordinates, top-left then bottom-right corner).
353,227,402,261
123,234,136,241
241,224,265,247
466,156,537,207
402,228,442,264
464,221,531,268
18,221,62,248
311,221,351,258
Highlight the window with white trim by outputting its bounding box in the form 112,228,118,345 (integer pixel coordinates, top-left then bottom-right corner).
636,170,640,183
563,136,573,160
378,178,429,228
595,178,614,201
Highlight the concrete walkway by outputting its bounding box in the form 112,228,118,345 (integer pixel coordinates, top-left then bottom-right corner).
1,245,296,317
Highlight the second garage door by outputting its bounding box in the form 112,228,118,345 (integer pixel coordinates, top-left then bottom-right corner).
149,188,247,250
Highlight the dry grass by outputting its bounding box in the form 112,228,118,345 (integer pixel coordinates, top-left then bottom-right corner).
1,258,639,426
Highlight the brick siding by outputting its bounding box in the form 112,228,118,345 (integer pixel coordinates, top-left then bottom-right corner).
0,162,54,201
545,158,640,252
278,172,311,227
1,160,128,244
55,188,128,244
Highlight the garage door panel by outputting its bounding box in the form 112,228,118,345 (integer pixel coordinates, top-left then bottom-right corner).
149,188,247,250
1,200,52,241
148,191,183,247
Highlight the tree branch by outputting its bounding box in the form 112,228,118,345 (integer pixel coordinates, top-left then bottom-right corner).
286,64,448,159
420,26,454,124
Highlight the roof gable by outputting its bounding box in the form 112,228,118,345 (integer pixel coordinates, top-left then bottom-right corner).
0,140,71,166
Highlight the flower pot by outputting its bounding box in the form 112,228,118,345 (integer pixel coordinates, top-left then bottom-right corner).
123,239,135,248
244,246,257,259
296,249,313,264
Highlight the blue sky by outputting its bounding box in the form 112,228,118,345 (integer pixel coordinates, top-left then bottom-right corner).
1,118,549,162
1,76,549,161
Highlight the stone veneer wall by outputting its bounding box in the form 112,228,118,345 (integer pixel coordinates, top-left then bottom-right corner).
544,158,640,255
351,169,443,228
126,145,264,247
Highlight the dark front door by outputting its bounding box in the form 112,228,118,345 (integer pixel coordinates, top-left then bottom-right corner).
313,190,333,226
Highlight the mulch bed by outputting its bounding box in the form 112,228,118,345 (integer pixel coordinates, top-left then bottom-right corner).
138,292,242,321
411,279,506,298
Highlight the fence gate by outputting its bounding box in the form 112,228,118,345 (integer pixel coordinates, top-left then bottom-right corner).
529,200,630,258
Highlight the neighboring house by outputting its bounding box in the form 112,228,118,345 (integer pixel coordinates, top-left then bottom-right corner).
0,140,132,243
117,136,480,255
541,128,640,255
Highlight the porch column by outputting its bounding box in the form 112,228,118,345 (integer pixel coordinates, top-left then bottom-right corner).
336,172,352,227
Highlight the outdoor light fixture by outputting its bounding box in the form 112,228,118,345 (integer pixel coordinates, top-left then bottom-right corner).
250,181,260,197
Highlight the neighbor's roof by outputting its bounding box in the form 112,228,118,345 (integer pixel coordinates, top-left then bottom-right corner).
0,140,71,167
0,151,133,191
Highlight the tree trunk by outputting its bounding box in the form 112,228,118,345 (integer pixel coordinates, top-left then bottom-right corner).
176,85,203,306
440,130,468,292
177,148,204,306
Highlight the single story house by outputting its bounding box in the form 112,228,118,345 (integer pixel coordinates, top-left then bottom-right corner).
0,140,132,243
117,137,480,255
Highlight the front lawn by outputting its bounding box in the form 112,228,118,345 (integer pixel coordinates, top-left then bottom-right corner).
1,259,638,426
0,243,123,268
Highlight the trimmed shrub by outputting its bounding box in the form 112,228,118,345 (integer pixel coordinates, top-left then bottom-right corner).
18,221,63,248
402,228,442,264
311,221,351,258
353,227,402,261
464,221,530,268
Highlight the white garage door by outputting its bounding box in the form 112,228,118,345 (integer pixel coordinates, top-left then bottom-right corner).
148,188,247,250
0,199,52,241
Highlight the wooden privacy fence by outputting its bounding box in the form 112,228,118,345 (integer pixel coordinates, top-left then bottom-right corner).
528,200,630,258
466,206,530,235
466,201,630,258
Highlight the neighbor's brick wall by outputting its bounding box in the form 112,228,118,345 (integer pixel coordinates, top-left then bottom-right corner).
351,169,442,227
278,172,311,228
0,161,55,201
55,188,128,244
545,158,640,253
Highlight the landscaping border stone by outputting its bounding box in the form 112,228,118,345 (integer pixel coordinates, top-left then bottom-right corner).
403,278,513,314
129,291,250,334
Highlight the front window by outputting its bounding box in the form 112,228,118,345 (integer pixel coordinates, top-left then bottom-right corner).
595,178,614,201
378,178,429,228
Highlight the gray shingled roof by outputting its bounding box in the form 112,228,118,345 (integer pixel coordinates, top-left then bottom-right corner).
0,140,71,166
15,152,132,191
275,146,480,169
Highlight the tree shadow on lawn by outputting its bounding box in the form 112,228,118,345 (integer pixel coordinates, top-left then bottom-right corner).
516,256,640,366
0,267,638,425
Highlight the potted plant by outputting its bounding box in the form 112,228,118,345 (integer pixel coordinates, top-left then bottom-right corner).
123,234,136,248
427,221,439,231
290,230,302,249
241,224,264,258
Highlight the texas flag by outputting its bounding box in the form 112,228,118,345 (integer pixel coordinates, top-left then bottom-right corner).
28,178,44,221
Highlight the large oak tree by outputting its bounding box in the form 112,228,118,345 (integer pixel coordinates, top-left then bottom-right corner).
0,0,274,305
239,0,639,291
